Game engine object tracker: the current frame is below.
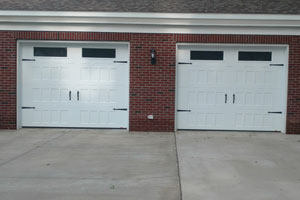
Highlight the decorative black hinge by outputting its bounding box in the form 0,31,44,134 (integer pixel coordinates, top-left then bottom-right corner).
114,61,128,63
177,109,191,112
113,108,128,111
268,111,282,114
22,59,36,62
22,107,35,109
270,64,284,67
178,62,192,65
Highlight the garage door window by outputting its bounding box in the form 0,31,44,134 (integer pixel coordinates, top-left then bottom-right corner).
34,47,67,57
190,51,224,60
82,48,116,58
238,51,272,61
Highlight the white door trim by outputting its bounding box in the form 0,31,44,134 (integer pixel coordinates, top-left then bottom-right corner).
175,43,289,133
17,40,130,130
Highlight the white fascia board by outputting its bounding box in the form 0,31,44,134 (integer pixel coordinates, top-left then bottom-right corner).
1,11,300,35
2,24,300,36
1,11,300,20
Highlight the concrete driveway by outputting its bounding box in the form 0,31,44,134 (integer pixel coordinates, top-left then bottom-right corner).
0,129,179,200
0,129,300,200
176,131,300,200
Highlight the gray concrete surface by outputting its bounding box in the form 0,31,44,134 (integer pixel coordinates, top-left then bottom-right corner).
0,129,180,200
176,131,300,200
1,129,300,200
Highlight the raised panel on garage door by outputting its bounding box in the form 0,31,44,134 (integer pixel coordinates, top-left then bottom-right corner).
177,45,288,132
21,42,129,128
21,45,75,126
177,50,229,130
75,44,129,128
230,47,287,131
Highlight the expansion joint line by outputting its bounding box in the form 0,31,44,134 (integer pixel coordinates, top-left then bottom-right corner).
174,132,183,200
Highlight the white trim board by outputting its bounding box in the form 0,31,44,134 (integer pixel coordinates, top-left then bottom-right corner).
1,11,300,35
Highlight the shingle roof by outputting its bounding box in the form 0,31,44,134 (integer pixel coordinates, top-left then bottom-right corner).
0,0,299,15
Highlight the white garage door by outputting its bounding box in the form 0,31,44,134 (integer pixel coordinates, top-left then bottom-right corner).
177,45,288,132
21,42,129,128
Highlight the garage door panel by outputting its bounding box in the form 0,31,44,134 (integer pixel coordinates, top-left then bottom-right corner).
23,86,72,103
22,109,72,127
234,70,271,86
79,66,119,82
79,65,127,83
178,112,226,130
31,61,73,80
78,89,112,103
234,88,283,107
179,67,226,86
234,112,282,131
179,89,227,106
234,91,273,106
77,88,126,104
21,42,129,128
177,45,287,132
78,110,127,128
235,70,284,89
79,110,114,127
270,67,286,88
234,113,272,130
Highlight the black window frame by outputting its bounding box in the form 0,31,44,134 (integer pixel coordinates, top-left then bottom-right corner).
190,50,224,61
82,48,116,58
238,51,272,61
34,47,67,57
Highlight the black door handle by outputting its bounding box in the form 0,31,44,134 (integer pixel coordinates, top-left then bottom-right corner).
233,94,235,104
77,91,79,101
225,94,227,104
69,91,71,101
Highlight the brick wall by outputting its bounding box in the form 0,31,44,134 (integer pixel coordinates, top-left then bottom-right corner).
129,34,176,131
0,32,17,129
0,31,299,134
286,37,300,134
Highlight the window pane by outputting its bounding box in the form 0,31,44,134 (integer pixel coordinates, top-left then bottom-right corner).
82,48,116,58
238,51,272,61
34,47,67,57
190,51,224,60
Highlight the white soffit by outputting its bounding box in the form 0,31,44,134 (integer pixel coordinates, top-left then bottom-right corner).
1,11,300,35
